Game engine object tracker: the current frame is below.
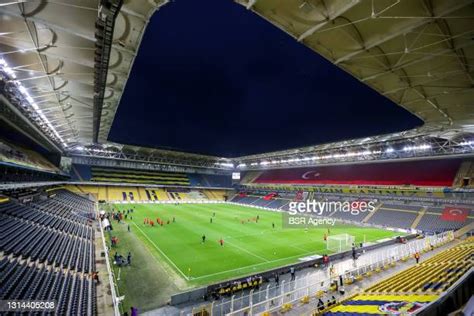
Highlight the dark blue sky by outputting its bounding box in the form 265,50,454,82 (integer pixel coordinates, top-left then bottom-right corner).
109,0,422,157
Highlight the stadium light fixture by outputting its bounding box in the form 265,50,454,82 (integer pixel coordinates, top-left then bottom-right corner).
216,162,234,168
403,144,431,151
1,58,68,148
0,58,17,79
385,147,394,153
460,140,473,146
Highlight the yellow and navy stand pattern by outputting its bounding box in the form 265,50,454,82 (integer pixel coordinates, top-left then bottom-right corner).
320,238,473,315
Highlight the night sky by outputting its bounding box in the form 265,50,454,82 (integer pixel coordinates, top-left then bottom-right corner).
108,0,422,157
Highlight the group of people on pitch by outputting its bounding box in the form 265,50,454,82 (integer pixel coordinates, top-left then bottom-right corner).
143,216,175,227
201,234,225,246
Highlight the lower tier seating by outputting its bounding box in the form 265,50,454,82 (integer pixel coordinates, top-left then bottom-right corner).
0,200,93,239
65,185,229,202
0,191,95,274
367,208,419,230
1,215,94,273
320,239,474,315
0,258,96,315
230,192,473,232
416,213,469,232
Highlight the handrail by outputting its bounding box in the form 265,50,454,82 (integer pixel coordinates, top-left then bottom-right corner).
97,202,121,316
225,231,453,315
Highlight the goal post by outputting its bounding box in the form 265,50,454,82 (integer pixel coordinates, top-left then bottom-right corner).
326,233,355,253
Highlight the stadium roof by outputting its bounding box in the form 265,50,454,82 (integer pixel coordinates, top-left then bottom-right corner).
0,0,162,148
237,0,474,127
0,0,473,166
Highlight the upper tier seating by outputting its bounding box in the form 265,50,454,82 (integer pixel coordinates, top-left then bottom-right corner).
0,138,60,174
189,173,232,187
90,166,191,186
0,163,67,183
252,159,463,186
71,164,92,181
71,164,232,187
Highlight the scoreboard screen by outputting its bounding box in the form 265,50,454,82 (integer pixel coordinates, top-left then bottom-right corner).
232,172,241,180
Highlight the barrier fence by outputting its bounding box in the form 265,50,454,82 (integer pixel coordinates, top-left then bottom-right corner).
97,203,121,316
189,231,454,316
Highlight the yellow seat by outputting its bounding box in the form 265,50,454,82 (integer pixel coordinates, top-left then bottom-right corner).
281,303,292,312
301,295,310,304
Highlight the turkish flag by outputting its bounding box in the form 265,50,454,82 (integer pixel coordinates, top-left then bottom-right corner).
440,207,469,222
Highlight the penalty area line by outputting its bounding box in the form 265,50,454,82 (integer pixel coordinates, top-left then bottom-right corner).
190,248,324,281
225,240,270,263
131,221,190,281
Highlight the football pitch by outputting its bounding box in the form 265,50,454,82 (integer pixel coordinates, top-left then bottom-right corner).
109,203,400,286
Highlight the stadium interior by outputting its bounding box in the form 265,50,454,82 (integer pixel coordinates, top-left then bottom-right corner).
0,1,473,316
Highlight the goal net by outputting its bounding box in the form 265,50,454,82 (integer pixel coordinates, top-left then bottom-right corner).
326,233,355,253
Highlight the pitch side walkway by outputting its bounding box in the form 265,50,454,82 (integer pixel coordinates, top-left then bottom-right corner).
142,237,458,316
285,239,459,316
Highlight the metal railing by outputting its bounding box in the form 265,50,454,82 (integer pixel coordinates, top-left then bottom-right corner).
190,231,453,316
97,203,121,316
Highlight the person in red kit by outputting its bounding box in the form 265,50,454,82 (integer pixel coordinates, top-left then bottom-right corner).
150,220,154,227
219,238,224,246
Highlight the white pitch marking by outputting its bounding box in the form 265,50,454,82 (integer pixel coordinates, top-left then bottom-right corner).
131,221,190,280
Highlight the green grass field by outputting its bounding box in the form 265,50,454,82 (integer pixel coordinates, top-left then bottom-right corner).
109,203,400,286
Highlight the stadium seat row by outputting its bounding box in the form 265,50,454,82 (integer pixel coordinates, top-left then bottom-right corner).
0,190,97,314
0,258,96,315
319,239,474,315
